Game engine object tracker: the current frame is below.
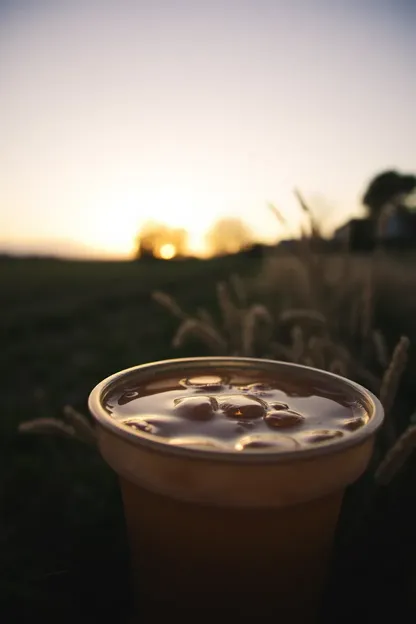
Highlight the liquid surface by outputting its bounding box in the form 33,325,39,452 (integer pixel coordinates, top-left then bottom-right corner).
104,369,370,452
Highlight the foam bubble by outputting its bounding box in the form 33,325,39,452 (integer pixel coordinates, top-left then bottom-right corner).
122,418,156,434
180,376,226,391
219,395,266,420
302,429,344,444
343,416,369,431
265,410,305,429
174,396,217,420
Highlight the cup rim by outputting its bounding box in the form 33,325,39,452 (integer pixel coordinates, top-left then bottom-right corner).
88,356,384,464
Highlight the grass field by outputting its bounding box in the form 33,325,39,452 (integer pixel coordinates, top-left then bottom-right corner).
1,251,416,622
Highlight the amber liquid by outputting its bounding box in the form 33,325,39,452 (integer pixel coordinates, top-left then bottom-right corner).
120,477,343,622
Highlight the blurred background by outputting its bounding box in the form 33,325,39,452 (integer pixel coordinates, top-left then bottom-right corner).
1,1,416,622
1,0,415,259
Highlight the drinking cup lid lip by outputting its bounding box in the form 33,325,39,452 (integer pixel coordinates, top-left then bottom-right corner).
88,356,384,464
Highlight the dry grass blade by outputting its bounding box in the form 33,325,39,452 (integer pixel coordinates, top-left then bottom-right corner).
374,424,416,485
294,188,312,216
278,309,327,326
322,339,381,391
372,330,390,368
267,202,287,227
291,325,304,363
380,336,410,415
307,336,326,370
229,274,247,308
217,282,240,326
152,291,187,319
216,281,242,349
18,418,76,438
380,335,410,446
242,304,274,356
172,318,227,353
196,307,217,328
294,188,321,239
361,266,374,341
63,405,97,446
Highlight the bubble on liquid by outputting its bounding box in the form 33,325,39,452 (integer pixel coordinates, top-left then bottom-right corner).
219,395,266,420
117,390,140,405
342,416,369,431
265,410,305,429
235,433,299,451
236,421,256,432
242,383,275,396
121,415,179,436
180,375,226,391
122,418,157,434
270,402,290,411
349,400,369,416
174,395,218,420
303,429,344,444
168,436,228,450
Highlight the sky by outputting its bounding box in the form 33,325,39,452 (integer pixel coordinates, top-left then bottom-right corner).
0,0,415,258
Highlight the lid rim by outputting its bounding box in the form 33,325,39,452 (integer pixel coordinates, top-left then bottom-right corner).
88,357,384,464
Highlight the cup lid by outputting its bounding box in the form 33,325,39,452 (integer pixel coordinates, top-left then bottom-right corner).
88,357,384,464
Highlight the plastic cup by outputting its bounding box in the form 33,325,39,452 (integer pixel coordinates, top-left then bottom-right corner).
88,357,383,622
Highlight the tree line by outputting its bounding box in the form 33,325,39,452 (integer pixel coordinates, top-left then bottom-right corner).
135,169,416,259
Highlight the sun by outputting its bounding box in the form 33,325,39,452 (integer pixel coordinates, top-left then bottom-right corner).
158,243,176,259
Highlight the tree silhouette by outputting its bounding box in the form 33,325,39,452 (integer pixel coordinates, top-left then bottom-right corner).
136,221,188,259
205,218,254,256
362,170,416,220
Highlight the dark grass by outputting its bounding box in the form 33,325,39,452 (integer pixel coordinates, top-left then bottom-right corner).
1,254,416,622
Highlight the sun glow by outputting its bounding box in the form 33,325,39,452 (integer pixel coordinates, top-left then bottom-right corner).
80,182,231,258
158,243,176,259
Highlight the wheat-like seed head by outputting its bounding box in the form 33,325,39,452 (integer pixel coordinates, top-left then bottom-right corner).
294,188,321,240
63,405,97,446
267,202,287,227
278,309,327,326
152,291,187,319
172,318,227,353
379,335,410,447
374,424,416,485
18,418,76,438
380,336,410,416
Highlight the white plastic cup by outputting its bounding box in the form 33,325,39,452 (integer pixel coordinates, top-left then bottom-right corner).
89,357,383,622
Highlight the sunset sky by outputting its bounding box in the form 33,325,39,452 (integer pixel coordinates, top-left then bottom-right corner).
0,0,415,258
